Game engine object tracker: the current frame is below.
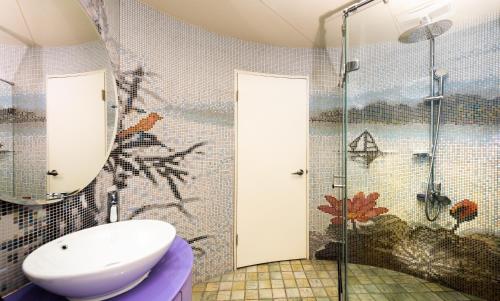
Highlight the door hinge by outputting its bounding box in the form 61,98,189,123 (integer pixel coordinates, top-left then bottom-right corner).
236,234,239,246
101,89,106,101
236,90,238,102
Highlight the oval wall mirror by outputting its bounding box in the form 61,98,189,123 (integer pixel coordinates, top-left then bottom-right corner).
0,0,118,205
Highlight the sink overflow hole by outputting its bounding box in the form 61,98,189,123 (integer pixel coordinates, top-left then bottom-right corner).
61,245,68,250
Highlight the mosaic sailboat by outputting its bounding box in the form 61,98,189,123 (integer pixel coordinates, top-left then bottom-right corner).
348,130,382,166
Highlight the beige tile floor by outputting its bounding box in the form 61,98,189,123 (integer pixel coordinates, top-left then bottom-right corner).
192,260,484,301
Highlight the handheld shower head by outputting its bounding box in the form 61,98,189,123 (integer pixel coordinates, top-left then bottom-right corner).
434,68,449,96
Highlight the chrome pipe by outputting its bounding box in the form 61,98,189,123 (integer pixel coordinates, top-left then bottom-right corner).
438,74,445,96
424,36,448,222
429,37,435,185
339,0,389,86
343,0,378,15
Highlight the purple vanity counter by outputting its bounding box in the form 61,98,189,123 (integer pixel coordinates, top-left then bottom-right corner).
5,236,193,301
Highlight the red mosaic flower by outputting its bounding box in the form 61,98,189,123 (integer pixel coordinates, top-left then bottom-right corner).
318,195,343,224
318,192,388,225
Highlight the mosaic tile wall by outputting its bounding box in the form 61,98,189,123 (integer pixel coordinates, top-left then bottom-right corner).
114,0,340,286
0,0,338,291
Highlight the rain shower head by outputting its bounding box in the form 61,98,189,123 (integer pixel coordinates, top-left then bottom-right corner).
398,18,452,44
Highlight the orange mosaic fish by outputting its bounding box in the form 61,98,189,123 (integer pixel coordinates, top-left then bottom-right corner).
117,112,163,138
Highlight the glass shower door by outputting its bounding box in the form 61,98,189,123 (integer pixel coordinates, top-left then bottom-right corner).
341,1,429,301
338,12,349,301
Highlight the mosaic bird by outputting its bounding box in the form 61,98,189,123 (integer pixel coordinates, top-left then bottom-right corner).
117,112,163,138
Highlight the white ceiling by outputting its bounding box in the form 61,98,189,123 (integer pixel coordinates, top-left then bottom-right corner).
0,0,99,46
140,0,500,48
1,0,497,48
139,0,345,48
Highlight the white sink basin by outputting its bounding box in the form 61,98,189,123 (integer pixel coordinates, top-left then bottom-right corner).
23,219,176,301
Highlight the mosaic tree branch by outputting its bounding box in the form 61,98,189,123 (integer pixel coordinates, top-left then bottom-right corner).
128,203,212,258
109,64,210,255
74,19,213,229
110,63,207,202
115,67,160,115
188,235,211,258
105,137,205,198
127,198,200,220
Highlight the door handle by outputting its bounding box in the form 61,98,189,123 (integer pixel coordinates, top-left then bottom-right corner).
292,169,304,176
47,170,58,176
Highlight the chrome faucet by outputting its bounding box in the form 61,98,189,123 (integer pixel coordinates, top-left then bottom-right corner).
107,186,119,223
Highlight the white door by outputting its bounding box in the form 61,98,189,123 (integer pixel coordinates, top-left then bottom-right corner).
236,71,308,268
47,71,106,194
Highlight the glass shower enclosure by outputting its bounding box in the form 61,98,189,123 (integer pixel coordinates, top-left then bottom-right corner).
331,0,499,300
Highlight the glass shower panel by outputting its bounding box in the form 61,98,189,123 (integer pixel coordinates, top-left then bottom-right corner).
344,1,499,300
309,52,347,301
308,9,348,301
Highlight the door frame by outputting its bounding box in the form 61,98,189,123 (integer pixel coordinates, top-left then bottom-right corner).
233,70,310,269
46,69,109,194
